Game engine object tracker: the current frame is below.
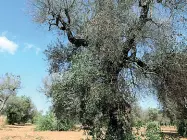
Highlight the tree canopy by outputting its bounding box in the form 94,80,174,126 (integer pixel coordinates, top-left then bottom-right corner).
5,95,37,124
0,73,21,113
31,0,187,139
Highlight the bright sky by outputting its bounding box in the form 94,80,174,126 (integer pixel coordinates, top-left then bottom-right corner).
0,0,158,113
0,0,56,113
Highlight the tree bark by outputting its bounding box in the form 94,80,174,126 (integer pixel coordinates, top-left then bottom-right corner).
105,97,132,140
104,69,132,140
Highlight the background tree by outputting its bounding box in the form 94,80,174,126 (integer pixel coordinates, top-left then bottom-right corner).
5,95,37,125
31,0,187,139
0,73,21,114
148,108,158,122
150,51,187,136
132,102,144,124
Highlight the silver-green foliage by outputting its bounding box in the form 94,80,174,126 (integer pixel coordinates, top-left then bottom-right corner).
5,96,36,124
31,0,187,139
145,122,161,140
35,112,57,131
0,73,21,113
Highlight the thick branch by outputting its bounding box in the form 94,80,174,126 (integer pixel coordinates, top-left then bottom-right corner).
0,98,3,103
65,9,71,24
0,99,6,113
66,29,88,47
135,58,147,68
0,95,10,113
48,9,88,48
139,0,150,25
119,0,151,70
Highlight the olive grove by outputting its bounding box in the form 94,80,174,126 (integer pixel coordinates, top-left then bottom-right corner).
31,0,187,139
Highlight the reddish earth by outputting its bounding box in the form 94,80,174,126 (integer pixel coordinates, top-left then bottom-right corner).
2,125,187,140
1,117,187,140
0,116,89,140
0,125,90,140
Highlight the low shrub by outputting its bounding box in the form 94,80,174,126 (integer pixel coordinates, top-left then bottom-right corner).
145,122,161,140
35,112,57,131
135,120,143,135
35,112,75,131
56,119,75,131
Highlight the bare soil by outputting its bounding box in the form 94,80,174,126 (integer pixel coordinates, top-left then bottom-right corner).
1,116,187,140
0,125,90,140
0,116,89,140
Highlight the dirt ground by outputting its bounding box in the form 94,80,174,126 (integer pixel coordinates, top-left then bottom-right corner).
1,116,187,140
0,125,90,140
1,125,187,140
0,116,89,140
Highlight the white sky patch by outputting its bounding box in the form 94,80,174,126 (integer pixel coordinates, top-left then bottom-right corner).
0,36,18,54
36,47,41,55
24,43,34,50
24,43,41,55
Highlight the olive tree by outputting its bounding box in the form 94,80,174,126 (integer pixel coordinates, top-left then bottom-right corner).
0,73,21,113
31,0,187,139
5,96,37,124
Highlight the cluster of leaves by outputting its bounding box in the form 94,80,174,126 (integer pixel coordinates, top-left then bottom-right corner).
5,95,37,124
177,119,187,137
135,120,143,135
35,112,57,131
145,122,161,140
150,52,187,124
34,111,75,131
148,108,159,122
